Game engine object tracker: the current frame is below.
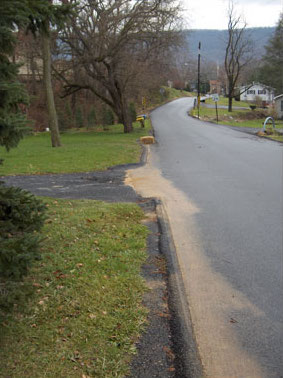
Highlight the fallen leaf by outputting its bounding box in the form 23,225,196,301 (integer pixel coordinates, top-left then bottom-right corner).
230,318,238,324
156,312,170,318
163,346,175,361
56,273,67,279
32,283,43,288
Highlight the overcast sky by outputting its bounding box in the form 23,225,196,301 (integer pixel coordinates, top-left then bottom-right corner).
183,0,283,29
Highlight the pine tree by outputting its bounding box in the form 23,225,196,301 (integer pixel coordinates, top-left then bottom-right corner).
259,14,283,95
0,0,30,152
0,0,71,150
0,0,47,280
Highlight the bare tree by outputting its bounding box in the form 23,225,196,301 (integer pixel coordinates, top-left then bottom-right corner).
42,19,62,147
58,0,182,133
224,0,253,112
27,0,71,147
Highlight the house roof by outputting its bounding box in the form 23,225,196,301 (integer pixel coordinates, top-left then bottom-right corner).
239,82,275,91
274,94,283,100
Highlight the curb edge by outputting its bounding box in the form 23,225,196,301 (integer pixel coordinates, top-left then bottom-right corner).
156,203,204,378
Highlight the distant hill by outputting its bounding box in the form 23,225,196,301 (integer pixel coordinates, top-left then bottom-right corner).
185,27,275,63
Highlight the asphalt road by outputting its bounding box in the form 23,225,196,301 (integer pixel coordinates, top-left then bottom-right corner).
128,98,283,377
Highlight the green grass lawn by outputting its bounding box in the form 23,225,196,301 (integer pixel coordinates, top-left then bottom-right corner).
191,106,283,130
0,198,149,377
147,86,192,110
265,134,283,142
204,96,250,108
0,122,151,176
165,87,192,100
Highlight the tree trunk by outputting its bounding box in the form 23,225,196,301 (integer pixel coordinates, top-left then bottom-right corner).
30,54,37,95
228,95,233,112
227,78,233,112
42,26,61,147
113,95,133,133
121,102,133,133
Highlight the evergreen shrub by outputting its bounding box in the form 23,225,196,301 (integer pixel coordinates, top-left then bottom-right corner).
0,185,47,279
87,107,96,129
102,107,114,129
75,107,84,128
129,102,137,122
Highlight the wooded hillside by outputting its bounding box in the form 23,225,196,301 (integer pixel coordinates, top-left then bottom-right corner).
185,27,275,63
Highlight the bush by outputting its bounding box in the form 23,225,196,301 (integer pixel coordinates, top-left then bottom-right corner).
0,185,47,279
102,107,114,129
129,102,137,122
58,111,68,132
58,102,74,131
87,107,97,129
75,107,84,128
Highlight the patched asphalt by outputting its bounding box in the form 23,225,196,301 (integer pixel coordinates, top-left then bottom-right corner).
0,165,143,202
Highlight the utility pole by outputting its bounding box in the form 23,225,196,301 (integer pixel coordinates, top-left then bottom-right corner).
197,42,201,119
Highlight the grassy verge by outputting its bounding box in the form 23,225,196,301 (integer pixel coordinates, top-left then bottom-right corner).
204,96,250,108
146,86,192,110
165,87,192,101
0,121,151,176
190,105,283,141
265,134,283,142
0,198,149,377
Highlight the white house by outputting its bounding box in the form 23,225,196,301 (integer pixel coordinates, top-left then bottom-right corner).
239,82,275,104
274,94,283,119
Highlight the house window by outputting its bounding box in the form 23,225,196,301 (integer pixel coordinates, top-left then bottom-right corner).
258,90,266,94
281,100,283,111
247,90,255,94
